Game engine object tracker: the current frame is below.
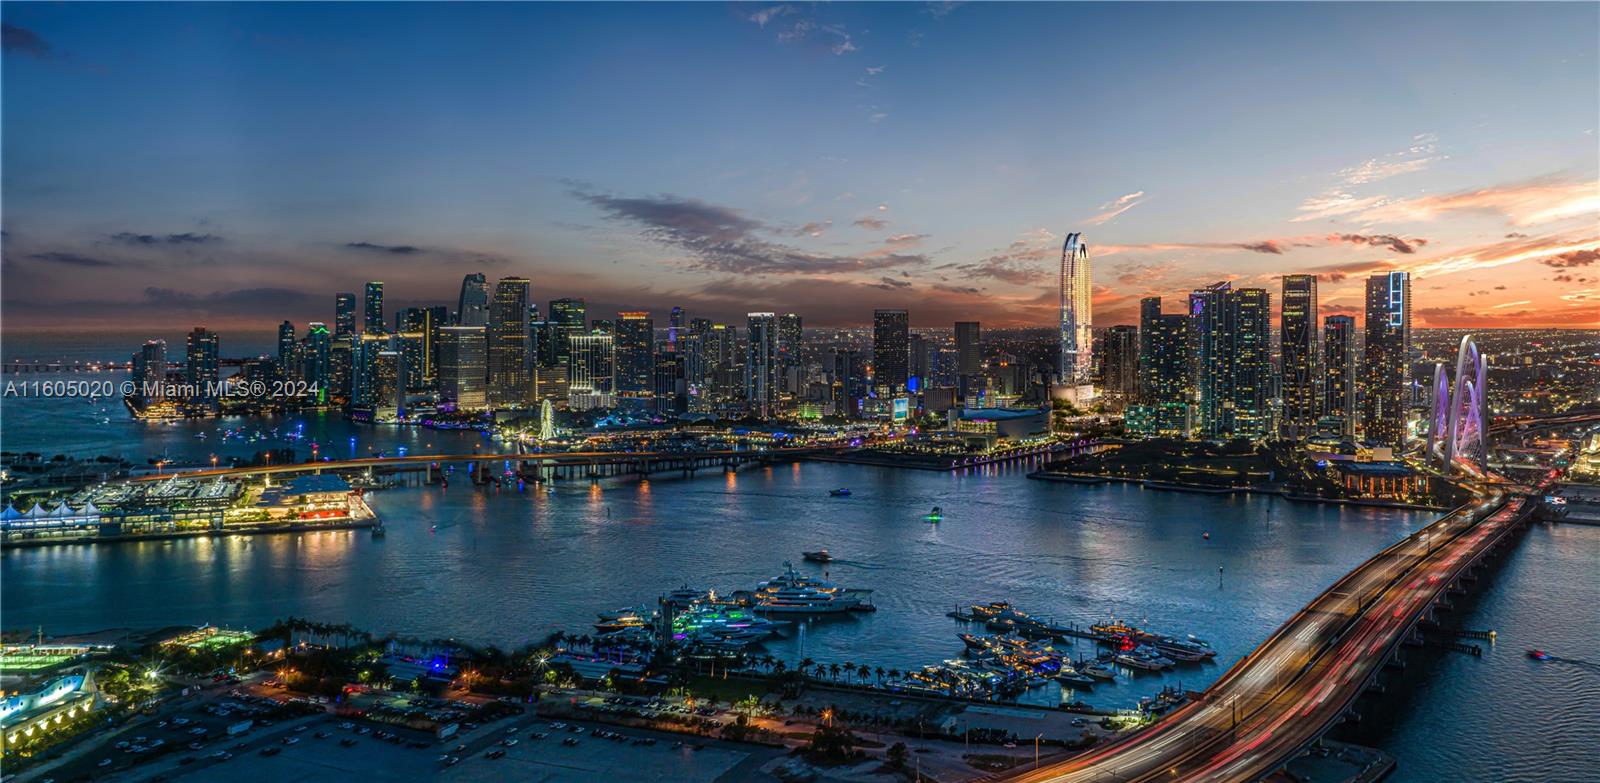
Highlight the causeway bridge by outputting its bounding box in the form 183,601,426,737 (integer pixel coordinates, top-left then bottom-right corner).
1001,490,1535,782
131,445,851,483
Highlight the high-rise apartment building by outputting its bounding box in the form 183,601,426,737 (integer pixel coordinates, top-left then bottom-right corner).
872,309,910,393
334,293,357,336
615,312,655,395
1130,297,1190,437
487,277,531,406
437,325,487,411
1362,271,1412,448
185,327,219,401
1099,325,1139,402
363,282,385,334
456,273,489,327
1188,283,1270,440
1058,232,1093,388
568,332,615,411
1322,315,1356,437
1280,274,1319,439
746,312,779,418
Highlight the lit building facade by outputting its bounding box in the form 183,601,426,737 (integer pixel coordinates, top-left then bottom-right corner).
615,311,655,395
746,312,779,418
1280,274,1319,439
1362,271,1412,449
487,277,531,407
363,281,385,335
872,308,910,393
1058,232,1093,388
1322,315,1356,437
437,325,487,411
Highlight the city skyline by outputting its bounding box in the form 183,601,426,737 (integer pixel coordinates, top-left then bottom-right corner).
2,2,1597,331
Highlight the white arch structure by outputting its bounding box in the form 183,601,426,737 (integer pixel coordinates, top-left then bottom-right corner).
1426,334,1488,472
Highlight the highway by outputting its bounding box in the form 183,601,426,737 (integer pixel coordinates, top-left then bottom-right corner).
1004,492,1529,783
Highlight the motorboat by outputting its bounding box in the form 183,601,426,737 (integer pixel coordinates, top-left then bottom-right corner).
1113,646,1174,671
925,506,944,522
828,488,852,497
1078,659,1117,680
802,550,834,563
1527,649,1552,661
594,606,654,633
1054,669,1098,687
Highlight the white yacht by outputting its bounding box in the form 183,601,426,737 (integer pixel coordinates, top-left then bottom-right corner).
750,562,867,614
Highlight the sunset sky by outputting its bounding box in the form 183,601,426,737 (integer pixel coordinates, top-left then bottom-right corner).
3,2,1597,331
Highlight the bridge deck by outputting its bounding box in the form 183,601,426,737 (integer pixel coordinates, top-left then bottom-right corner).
1004,493,1528,782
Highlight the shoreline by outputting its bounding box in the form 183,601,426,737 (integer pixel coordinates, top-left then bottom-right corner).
1027,470,1448,511
0,518,376,550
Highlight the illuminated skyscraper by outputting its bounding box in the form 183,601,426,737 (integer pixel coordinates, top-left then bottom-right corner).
746,312,779,418
456,273,489,327
667,306,686,351
1058,232,1092,387
872,309,909,393
277,320,297,373
778,313,803,394
1099,325,1139,402
1188,283,1270,440
568,331,615,411
548,298,587,370
334,293,357,336
131,339,167,403
954,321,981,400
1322,315,1356,437
363,281,385,334
615,311,655,395
1130,297,1190,437
437,325,487,411
1280,275,1319,439
1362,271,1412,448
488,277,531,406
303,323,332,401
185,327,219,402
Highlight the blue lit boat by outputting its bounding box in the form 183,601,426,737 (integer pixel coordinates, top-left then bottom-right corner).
829,488,851,497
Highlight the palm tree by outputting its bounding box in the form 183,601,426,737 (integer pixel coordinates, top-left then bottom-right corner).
798,657,815,679
874,666,886,686
828,662,842,682
857,664,871,685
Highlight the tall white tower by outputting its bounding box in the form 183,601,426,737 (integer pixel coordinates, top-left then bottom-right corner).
1059,232,1093,389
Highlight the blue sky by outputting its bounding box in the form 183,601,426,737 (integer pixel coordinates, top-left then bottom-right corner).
3,2,1597,329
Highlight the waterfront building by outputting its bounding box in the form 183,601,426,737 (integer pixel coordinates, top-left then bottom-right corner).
1058,232,1093,389
872,308,910,394
371,349,402,419
1363,271,1412,448
302,323,332,402
778,313,804,394
1187,284,1271,440
1322,315,1357,437
615,311,655,396
130,339,167,403
456,272,489,327
1098,325,1139,405
185,327,219,403
329,335,353,405
1280,274,1320,439
568,331,616,411
334,292,357,336
353,333,390,410
1132,297,1191,438
910,333,931,392
437,325,487,411
746,312,780,418
829,348,864,418
488,277,532,407
363,281,385,334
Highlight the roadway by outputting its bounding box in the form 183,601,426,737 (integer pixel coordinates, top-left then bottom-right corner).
1003,492,1529,783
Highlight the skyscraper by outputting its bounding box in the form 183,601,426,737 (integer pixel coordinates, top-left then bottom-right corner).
1227,287,1272,440
1058,232,1092,387
303,323,332,402
437,325,487,411
549,298,587,371
186,327,219,403
334,293,357,337
1188,283,1270,440
1322,315,1356,437
277,320,297,368
1189,282,1230,436
488,277,531,406
954,321,981,376
131,339,167,403
746,312,779,418
1099,325,1140,402
1280,275,1319,439
778,313,804,395
567,331,615,411
456,273,489,327
363,282,385,335
872,309,909,393
667,306,686,351
615,311,655,395
1131,297,1190,437
1363,271,1412,448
